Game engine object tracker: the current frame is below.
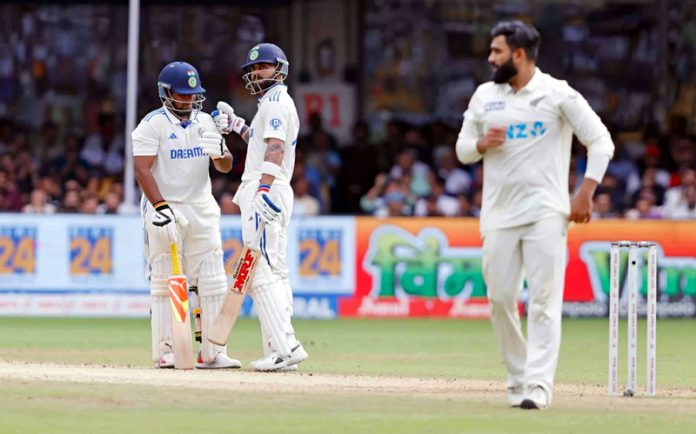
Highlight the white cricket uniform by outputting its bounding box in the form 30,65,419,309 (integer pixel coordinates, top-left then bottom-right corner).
132,105,230,364
233,83,299,278
232,83,301,358
456,68,614,400
132,106,221,280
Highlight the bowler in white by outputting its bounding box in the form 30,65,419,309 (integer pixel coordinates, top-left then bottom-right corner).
456,21,614,409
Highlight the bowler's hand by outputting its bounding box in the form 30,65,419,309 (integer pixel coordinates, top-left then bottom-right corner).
477,127,507,153
570,185,594,224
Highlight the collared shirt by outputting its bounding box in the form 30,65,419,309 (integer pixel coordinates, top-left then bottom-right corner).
131,106,217,204
241,84,300,186
456,68,614,232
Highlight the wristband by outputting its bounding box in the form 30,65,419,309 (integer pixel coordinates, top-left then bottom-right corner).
257,184,271,193
261,161,282,178
153,201,169,211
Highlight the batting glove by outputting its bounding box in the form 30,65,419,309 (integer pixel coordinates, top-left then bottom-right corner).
152,202,189,244
252,186,281,225
200,131,225,160
211,101,246,135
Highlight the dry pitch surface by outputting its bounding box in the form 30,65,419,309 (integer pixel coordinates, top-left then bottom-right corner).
2,360,694,414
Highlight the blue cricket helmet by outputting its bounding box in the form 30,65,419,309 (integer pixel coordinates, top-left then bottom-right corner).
158,61,206,95
241,43,289,95
157,61,206,118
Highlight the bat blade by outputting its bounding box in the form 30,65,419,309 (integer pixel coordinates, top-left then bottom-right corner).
169,274,194,369
208,245,261,346
169,242,194,370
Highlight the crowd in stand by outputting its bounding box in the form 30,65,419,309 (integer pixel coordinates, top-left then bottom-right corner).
2,109,696,219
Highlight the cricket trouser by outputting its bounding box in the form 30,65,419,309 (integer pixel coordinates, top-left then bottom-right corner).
142,195,227,362
233,180,297,356
481,214,568,403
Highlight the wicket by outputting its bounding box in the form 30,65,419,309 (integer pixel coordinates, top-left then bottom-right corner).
609,241,657,397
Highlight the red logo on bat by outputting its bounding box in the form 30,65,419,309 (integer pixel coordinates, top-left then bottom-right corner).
232,249,256,292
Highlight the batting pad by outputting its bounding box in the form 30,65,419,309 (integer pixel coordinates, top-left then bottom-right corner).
249,260,296,358
198,250,228,363
150,253,173,362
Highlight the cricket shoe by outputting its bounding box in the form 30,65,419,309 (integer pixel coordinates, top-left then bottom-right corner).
520,386,549,410
249,343,308,372
196,352,242,369
156,353,175,369
507,384,525,407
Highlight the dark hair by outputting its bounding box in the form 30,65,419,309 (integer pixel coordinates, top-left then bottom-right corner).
490,21,541,61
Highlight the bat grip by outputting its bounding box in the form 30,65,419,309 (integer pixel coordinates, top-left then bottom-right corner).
171,242,181,275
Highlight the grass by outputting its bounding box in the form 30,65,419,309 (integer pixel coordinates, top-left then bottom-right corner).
1,317,695,433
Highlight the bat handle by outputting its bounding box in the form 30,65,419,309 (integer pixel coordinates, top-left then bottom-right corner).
171,242,181,275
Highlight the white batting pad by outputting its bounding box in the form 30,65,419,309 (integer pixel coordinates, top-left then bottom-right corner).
150,253,173,362
198,250,229,363
249,259,296,358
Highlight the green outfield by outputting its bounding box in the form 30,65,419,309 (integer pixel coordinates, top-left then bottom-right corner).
1,317,695,434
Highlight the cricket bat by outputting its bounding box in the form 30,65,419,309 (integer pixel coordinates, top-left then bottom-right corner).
208,222,266,346
169,242,194,369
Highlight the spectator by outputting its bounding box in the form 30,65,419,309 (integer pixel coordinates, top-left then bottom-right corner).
22,188,56,214
292,176,320,217
97,191,122,214
80,111,124,176
435,147,472,195
591,191,617,219
414,180,459,217
219,192,239,215
625,190,662,220
0,170,24,211
390,148,431,197
60,190,80,213
661,185,696,219
663,168,696,208
80,194,100,214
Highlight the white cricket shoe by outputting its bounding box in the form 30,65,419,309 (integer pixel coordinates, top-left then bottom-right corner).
196,352,242,369
520,385,549,410
249,343,308,372
156,353,175,369
507,384,525,407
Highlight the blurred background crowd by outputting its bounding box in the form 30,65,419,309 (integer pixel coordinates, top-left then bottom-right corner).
1,1,695,220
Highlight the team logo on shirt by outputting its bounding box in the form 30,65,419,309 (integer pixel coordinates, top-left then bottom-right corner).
484,101,505,112
270,118,282,130
506,121,547,139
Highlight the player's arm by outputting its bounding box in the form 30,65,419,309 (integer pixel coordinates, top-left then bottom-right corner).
259,138,284,187
560,86,615,224
134,155,165,204
212,149,233,173
455,89,505,163
132,122,165,205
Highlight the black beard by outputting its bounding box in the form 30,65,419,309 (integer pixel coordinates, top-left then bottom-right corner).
492,58,518,84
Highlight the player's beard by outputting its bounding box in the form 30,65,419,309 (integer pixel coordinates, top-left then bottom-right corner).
491,58,517,84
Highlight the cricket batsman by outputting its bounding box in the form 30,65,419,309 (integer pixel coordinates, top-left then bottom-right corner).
212,43,308,371
456,21,614,409
132,61,241,369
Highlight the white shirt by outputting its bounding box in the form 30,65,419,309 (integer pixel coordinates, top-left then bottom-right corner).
241,84,300,186
131,106,216,204
456,68,614,232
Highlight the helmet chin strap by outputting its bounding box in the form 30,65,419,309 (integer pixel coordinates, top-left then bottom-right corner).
160,89,205,121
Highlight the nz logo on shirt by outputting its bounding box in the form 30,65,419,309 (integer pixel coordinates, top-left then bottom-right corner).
270,118,282,130
507,121,547,139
